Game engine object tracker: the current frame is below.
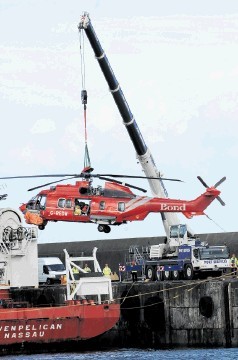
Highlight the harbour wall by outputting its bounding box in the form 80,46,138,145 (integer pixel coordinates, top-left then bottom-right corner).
108,278,238,348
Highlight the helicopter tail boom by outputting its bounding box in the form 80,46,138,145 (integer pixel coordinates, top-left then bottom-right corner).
122,186,222,221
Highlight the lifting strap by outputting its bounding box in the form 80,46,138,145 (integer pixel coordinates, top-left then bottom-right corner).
79,28,91,170
81,90,91,169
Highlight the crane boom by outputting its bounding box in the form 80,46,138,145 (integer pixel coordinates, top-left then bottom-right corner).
78,12,188,237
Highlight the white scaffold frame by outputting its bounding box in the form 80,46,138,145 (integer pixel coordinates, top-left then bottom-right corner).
63,247,113,303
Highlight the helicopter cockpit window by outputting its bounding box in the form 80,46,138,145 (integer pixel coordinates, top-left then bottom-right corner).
27,196,38,210
118,202,125,212
99,201,105,210
65,199,72,208
37,195,47,210
58,198,66,208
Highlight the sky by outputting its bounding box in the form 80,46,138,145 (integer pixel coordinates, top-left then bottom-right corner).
0,0,238,244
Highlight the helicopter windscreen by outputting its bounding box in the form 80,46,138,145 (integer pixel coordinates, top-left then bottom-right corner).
26,196,38,210
27,195,47,210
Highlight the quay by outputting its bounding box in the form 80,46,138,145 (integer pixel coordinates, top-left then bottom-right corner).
110,277,238,348
36,231,238,349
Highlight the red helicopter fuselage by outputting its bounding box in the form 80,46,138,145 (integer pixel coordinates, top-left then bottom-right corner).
19,180,221,233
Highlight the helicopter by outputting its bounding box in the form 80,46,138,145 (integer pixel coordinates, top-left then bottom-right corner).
0,170,225,233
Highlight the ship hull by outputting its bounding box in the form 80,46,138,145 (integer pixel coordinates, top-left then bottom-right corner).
0,302,120,345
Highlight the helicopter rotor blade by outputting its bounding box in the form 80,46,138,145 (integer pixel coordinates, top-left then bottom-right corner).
214,177,226,206
98,176,147,193
27,174,149,193
0,173,182,182
197,176,209,188
27,176,78,192
0,172,182,194
92,174,183,182
0,174,79,180
216,196,225,206
214,176,226,188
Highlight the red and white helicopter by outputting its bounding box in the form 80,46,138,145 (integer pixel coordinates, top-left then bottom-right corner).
0,170,225,233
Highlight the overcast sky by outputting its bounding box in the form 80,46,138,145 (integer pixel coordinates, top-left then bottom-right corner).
0,0,238,244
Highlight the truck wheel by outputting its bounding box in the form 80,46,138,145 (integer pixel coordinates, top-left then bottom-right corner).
184,264,194,280
46,278,52,285
172,270,180,280
164,270,171,280
146,266,155,281
157,271,164,281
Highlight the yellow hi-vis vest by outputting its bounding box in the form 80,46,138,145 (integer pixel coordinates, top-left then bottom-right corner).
72,266,79,274
103,266,111,276
84,266,91,273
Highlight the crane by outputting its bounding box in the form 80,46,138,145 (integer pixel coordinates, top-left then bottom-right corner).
78,14,228,281
78,12,183,239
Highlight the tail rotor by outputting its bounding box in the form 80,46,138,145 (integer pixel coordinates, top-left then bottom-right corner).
197,176,226,206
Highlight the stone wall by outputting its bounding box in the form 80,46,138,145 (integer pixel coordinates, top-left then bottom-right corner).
105,278,238,348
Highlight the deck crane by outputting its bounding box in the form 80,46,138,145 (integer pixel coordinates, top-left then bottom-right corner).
78,12,183,240
78,13,229,280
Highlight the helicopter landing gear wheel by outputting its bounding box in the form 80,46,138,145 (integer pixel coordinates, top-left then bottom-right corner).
38,221,47,231
104,225,111,233
97,224,111,233
97,224,105,232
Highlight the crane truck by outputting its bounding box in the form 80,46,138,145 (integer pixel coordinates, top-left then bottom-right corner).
79,13,230,280
125,224,230,280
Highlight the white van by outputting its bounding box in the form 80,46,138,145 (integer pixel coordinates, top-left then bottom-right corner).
38,257,66,285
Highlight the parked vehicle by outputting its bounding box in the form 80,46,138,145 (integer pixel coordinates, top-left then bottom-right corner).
125,224,231,281
38,257,66,285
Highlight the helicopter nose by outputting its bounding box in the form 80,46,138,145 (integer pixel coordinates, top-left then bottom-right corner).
19,203,27,213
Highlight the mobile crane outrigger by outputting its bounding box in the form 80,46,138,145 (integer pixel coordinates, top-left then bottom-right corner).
79,13,230,280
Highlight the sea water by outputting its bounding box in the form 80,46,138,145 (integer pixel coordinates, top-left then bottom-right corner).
1,348,237,360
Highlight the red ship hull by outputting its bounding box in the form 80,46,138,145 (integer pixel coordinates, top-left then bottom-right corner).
0,301,120,345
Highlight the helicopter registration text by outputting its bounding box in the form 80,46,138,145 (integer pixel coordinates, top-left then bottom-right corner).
49,210,68,216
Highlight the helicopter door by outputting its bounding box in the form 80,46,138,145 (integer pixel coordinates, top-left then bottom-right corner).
73,199,90,219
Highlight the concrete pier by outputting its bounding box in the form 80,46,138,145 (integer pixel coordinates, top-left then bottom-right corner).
96,277,238,348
